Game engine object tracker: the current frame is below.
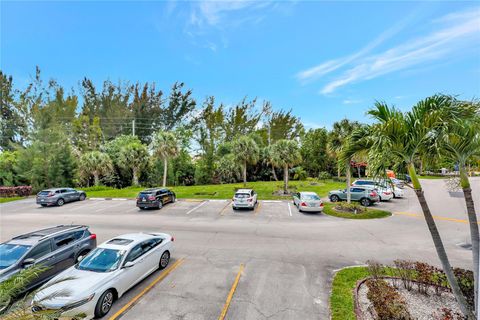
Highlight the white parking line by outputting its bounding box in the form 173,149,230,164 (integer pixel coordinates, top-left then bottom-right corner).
287,203,292,217
186,201,208,215
262,200,282,203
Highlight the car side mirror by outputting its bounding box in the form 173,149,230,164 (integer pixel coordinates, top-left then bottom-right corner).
123,261,135,268
22,258,35,267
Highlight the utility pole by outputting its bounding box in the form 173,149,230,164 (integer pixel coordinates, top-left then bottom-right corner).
132,119,135,136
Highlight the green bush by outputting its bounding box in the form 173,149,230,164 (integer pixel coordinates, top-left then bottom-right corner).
334,202,366,213
318,171,331,181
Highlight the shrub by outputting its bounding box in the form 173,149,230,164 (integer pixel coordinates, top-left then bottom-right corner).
432,307,466,320
393,260,415,291
366,279,412,320
318,171,331,181
334,202,366,214
453,268,474,309
0,186,32,197
366,260,385,280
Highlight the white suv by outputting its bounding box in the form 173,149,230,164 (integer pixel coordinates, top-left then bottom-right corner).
232,189,258,210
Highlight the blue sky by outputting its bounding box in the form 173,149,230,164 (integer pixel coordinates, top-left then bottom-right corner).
2,1,479,128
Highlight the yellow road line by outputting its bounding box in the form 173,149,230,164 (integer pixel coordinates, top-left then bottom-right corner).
218,264,245,320
220,201,232,216
109,258,185,320
254,202,261,215
395,212,479,224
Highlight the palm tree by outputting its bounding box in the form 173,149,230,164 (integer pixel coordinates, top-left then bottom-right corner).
78,151,113,186
150,131,180,187
263,146,278,181
442,116,480,311
117,140,148,186
231,136,260,187
328,119,361,203
365,95,476,318
270,139,302,194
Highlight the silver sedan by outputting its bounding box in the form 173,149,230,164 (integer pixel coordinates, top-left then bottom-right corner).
292,192,324,212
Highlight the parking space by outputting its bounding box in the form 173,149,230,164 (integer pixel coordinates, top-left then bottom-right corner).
1,179,477,320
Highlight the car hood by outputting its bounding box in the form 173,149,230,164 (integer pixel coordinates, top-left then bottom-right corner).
34,266,114,305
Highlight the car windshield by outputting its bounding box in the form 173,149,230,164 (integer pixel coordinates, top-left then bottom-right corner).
76,248,124,272
38,191,50,195
139,192,153,196
0,243,31,269
235,193,250,199
302,194,320,200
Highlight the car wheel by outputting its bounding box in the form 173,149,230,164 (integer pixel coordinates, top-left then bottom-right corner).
40,204,47,207
56,198,65,206
158,201,163,210
360,198,371,207
79,193,86,201
159,251,170,269
330,195,340,202
94,289,114,318
171,195,176,203
232,206,237,210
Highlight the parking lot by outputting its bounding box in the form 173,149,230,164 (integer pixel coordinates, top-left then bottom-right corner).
1,178,478,319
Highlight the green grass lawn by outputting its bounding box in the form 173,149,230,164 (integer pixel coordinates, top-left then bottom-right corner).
330,266,370,320
322,203,391,219
82,180,345,200
418,175,447,179
0,197,26,204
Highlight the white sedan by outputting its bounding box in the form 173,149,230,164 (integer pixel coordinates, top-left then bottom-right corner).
32,232,174,319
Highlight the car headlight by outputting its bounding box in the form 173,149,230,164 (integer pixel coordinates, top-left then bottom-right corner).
61,293,95,311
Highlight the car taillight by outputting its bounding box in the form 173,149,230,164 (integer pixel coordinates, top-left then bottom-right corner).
370,192,377,196
300,202,307,206
171,236,175,242
383,192,391,195
248,198,253,202
148,196,156,201
320,202,324,207
90,234,97,240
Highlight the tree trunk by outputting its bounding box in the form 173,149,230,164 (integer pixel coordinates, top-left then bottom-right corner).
132,168,139,186
93,172,100,186
272,164,278,181
163,158,168,187
358,165,361,178
460,167,479,313
409,163,474,318
243,161,247,187
283,165,289,194
337,163,341,179
346,162,351,204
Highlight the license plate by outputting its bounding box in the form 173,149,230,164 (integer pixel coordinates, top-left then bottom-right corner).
41,199,44,202
142,198,146,202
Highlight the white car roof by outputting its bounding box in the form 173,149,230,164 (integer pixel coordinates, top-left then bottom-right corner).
99,232,169,250
236,189,252,193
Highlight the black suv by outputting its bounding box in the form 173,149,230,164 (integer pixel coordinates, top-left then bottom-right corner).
0,225,97,293
136,188,176,210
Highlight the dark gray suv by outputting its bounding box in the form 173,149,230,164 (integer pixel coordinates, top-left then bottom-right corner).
0,225,96,293
36,188,87,207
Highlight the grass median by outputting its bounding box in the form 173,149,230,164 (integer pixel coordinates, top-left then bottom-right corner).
0,197,26,204
322,202,391,219
82,180,345,200
330,266,369,320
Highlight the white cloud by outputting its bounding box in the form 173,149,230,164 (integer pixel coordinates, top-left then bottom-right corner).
319,9,480,94
342,99,363,105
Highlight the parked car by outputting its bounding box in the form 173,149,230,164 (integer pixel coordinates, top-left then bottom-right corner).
136,188,176,210
389,178,405,189
0,225,96,293
328,187,380,206
232,189,258,210
292,192,323,212
351,179,396,201
32,232,174,319
36,188,87,207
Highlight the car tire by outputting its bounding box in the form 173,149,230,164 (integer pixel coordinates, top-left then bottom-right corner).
159,251,170,269
158,201,163,210
40,204,47,207
79,193,86,201
232,206,237,210
94,289,114,318
330,195,340,202
56,198,65,206
171,195,176,203
360,198,371,207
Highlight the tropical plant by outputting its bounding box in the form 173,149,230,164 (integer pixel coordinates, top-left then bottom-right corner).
270,139,302,193
362,95,477,318
78,151,113,186
216,154,241,184
150,131,180,187
231,136,260,187
441,114,480,311
117,139,148,186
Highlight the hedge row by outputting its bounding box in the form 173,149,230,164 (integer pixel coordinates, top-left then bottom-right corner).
0,186,32,197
